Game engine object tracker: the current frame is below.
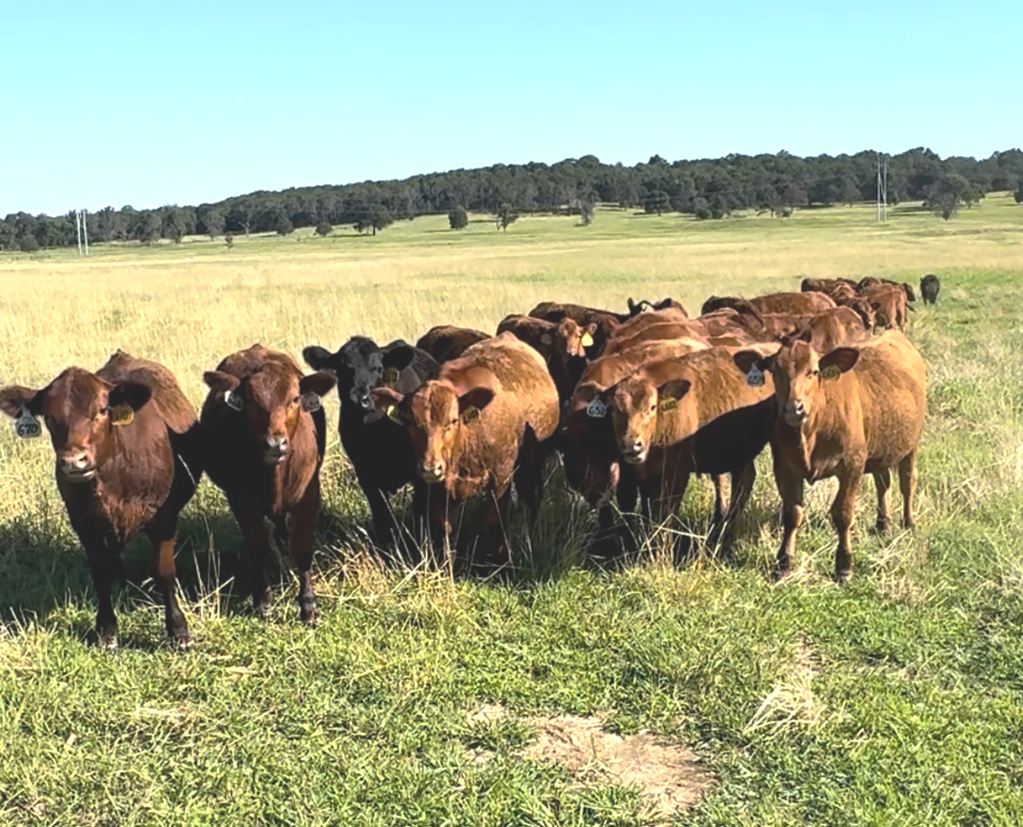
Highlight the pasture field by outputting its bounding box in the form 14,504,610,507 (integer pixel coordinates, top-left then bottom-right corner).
2,195,1023,824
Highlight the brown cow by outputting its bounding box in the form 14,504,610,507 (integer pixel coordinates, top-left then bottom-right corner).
371,332,559,560
733,331,925,581
527,302,621,355
607,344,778,540
415,325,490,364
801,277,857,294
201,345,336,625
858,277,916,303
602,308,710,354
702,291,836,317
496,314,596,403
760,306,875,352
0,351,203,649
861,285,908,330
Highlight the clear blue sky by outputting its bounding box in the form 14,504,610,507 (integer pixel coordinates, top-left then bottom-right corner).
1,0,1018,216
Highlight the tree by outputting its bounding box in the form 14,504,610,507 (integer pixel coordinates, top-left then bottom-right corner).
315,221,333,237
224,233,235,249
1016,186,1023,204
354,203,392,235
924,173,973,220
18,234,40,253
161,206,190,244
202,208,225,240
135,211,161,244
448,205,469,230
274,212,294,235
579,198,595,226
642,190,670,215
495,203,518,231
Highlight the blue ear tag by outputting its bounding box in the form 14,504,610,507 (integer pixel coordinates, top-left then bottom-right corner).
746,365,765,387
14,408,41,439
586,397,608,418
224,390,243,411
301,392,322,413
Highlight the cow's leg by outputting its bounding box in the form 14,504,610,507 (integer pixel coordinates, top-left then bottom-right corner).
360,477,397,547
234,508,273,618
710,474,728,525
289,478,321,626
428,487,452,561
713,461,756,546
873,468,892,533
83,540,119,650
410,480,429,549
513,459,543,527
831,469,863,583
147,516,190,648
485,487,513,567
898,451,918,529
774,469,804,580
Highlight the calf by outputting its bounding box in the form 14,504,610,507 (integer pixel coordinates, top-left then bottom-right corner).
861,285,908,330
858,277,916,303
607,345,778,541
201,345,336,624
415,325,489,363
626,297,689,317
732,331,925,581
702,291,836,317
527,301,621,355
801,277,857,294
496,314,595,403
371,333,559,560
920,274,940,305
303,337,439,544
0,350,202,649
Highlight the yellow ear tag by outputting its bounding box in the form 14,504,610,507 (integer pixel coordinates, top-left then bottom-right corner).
820,365,842,380
461,407,480,425
659,398,678,412
581,332,595,348
540,334,554,346
110,404,134,426
383,367,399,388
386,405,403,424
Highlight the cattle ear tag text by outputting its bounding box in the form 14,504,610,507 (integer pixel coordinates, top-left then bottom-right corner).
301,392,322,413
14,408,41,439
586,397,608,418
746,364,765,387
383,367,399,388
385,405,403,424
109,404,134,426
659,398,678,412
540,334,553,346
581,332,594,348
820,365,841,380
461,407,480,425
224,390,243,411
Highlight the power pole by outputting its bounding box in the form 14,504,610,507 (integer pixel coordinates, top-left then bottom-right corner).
882,158,888,223
75,208,83,256
82,209,89,256
876,153,888,223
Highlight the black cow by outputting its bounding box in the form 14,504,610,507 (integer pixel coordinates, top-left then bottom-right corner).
303,337,439,544
920,274,940,305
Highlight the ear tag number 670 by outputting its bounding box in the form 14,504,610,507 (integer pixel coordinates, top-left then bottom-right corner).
15,408,41,439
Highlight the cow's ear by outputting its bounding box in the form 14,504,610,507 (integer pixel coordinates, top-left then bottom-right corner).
819,348,859,377
458,387,494,416
627,298,637,314
203,371,240,394
0,385,40,419
302,345,334,371
383,342,416,372
369,387,405,423
733,350,773,375
300,370,337,399
659,378,691,402
575,382,603,404
108,381,151,412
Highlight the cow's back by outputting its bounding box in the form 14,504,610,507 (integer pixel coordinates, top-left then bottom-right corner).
98,350,197,434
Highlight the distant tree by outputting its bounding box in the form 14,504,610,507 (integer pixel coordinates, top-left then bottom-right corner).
1016,186,1023,204
448,205,469,230
135,211,162,244
495,203,519,231
315,220,333,237
643,190,671,215
924,173,974,220
202,208,225,240
162,206,190,244
18,234,40,253
275,212,294,235
694,206,713,220
224,233,235,248
579,197,595,226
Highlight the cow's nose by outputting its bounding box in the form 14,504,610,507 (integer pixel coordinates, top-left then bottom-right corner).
264,435,290,464
59,452,95,480
420,460,446,482
622,438,646,464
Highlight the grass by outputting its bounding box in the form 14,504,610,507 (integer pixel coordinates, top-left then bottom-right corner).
2,194,1023,824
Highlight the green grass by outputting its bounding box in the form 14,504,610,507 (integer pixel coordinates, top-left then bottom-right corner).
2,196,1023,824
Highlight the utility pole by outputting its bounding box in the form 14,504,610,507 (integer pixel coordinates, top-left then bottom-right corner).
82,209,89,256
75,208,83,256
876,153,888,223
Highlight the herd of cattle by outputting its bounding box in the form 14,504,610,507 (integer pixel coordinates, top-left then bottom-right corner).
0,274,939,649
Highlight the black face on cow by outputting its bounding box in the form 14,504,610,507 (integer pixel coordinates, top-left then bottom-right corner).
304,337,415,415
204,366,336,466
0,368,151,484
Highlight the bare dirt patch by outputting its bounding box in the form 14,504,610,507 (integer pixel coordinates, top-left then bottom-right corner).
468,704,714,819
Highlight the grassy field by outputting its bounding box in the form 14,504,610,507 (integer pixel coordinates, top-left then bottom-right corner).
2,194,1023,824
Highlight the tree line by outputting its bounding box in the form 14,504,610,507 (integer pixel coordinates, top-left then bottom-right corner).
3,147,1023,251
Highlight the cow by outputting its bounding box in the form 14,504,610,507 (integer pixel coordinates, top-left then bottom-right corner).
0,350,203,649
527,301,622,355
858,277,916,303
861,285,908,330
415,325,489,364
920,274,940,305
702,291,836,317
302,337,440,545
732,331,925,582
605,344,778,542
496,314,596,403
201,345,336,625
758,305,875,352
601,308,710,354
370,332,559,562
626,297,689,317
560,338,707,530
800,277,857,294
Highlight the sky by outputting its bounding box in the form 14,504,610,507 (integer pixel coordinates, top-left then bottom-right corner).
1,0,1019,216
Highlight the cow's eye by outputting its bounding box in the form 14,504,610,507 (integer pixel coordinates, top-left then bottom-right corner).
95,409,108,422
292,396,301,405
810,370,819,378
450,418,458,427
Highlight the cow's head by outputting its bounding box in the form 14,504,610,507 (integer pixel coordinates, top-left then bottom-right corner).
846,298,876,330
372,376,494,484
303,337,416,414
0,368,151,484
204,364,335,466
611,373,691,465
734,341,858,428
559,383,622,504
554,318,596,360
